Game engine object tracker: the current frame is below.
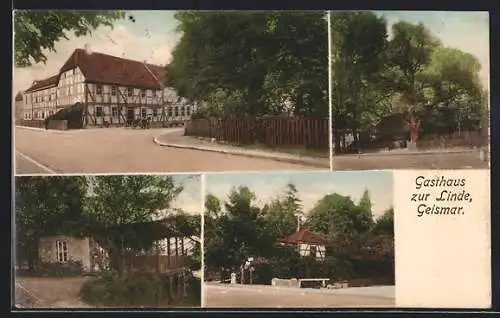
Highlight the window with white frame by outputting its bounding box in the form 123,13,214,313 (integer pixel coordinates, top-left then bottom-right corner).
111,85,117,96
96,84,103,95
127,87,133,97
56,240,69,263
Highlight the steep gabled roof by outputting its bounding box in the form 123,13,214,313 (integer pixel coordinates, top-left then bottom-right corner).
279,229,328,245
24,75,59,93
59,49,164,89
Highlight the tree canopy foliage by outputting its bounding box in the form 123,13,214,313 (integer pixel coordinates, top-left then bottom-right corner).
330,11,487,147
165,11,328,118
15,175,200,273
14,10,125,67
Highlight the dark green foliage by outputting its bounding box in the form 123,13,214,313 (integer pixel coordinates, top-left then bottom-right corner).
15,175,194,274
80,271,167,307
330,11,487,147
205,182,394,286
84,175,185,273
14,10,125,67
15,176,88,270
166,11,328,117
80,271,200,307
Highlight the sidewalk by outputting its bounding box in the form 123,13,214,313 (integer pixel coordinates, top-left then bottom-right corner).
153,131,330,169
15,125,81,134
346,146,482,158
205,282,395,299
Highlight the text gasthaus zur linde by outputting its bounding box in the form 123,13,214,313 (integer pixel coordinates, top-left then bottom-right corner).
411,176,473,217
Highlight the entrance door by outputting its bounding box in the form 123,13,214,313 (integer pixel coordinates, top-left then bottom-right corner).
127,107,135,121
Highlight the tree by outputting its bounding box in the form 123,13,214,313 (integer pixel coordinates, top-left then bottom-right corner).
204,186,277,277
330,11,390,150
386,21,440,140
261,183,302,239
84,175,184,272
371,207,394,237
365,207,394,259
15,176,88,270
14,10,125,67
307,193,372,238
358,189,373,220
420,46,485,133
166,11,328,117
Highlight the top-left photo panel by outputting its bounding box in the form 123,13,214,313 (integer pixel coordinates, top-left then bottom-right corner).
13,10,330,175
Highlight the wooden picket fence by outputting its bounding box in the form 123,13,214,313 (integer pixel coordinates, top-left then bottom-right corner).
185,117,329,149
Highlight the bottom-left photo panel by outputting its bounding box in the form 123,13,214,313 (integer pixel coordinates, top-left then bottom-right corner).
13,174,202,309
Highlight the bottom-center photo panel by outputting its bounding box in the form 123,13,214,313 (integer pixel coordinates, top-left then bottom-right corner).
202,171,395,308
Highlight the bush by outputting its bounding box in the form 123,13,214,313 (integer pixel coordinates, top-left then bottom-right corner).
80,271,200,307
30,260,84,277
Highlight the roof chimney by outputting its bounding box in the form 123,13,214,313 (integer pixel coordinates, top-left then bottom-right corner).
84,43,93,55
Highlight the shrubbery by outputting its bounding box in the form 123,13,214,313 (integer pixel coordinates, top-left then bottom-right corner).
17,260,84,277
79,271,200,307
252,255,394,285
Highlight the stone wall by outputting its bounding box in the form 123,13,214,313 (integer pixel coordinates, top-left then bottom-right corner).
271,278,299,288
47,120,68,130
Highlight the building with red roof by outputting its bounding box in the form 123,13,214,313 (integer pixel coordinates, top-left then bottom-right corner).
21,46,195,128
279,228,328,260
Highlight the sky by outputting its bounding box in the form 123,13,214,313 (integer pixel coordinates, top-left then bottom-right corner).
13,10,490,94
83,174,201,216
205,171,393,219
168,174,201,216
374,11,490,89
13,10,181,94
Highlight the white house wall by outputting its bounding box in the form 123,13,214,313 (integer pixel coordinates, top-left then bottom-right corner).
57,67,85,107
23,87,58,120
299,243,326,260
21,66,197,124
38,235,92,272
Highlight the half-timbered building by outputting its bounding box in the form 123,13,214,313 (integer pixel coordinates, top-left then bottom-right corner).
22,47,195,128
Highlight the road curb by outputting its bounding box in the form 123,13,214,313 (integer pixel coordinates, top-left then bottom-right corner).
153,136,330,169
337,148,481,158
15,125,70,134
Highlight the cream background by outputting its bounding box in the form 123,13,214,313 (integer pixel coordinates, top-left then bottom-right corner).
394,169,491,308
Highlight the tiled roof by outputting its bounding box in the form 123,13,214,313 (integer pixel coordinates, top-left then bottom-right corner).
59,49,164,89
24,75,59,93
279,229,328,245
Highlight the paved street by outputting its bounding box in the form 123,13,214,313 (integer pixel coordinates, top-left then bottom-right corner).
204,284,395,308
16,151,56,175
14,127,321,174
15,277,93,308
14,127,488,174
332,150,488,170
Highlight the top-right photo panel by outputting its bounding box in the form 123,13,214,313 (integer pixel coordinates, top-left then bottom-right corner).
329,11,490,170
